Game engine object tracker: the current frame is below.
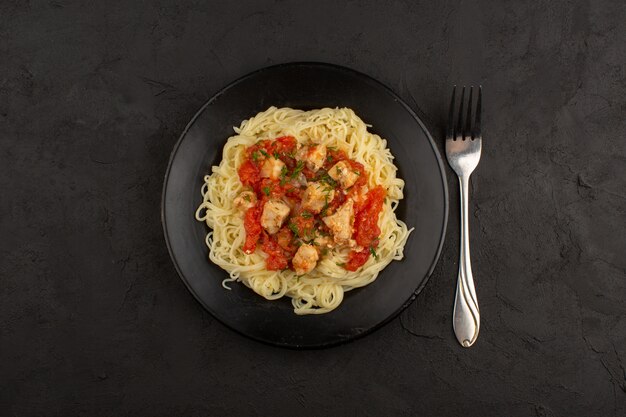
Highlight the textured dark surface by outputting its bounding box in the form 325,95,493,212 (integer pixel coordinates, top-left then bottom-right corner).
1,0,625,416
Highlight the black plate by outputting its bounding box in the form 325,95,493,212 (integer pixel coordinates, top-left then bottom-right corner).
162,63,448,348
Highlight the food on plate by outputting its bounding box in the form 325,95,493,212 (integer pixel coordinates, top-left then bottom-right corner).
195,107,412,315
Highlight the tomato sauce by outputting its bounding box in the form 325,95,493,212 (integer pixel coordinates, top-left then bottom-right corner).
242,206,262,254
237,136,385,272
290,211,316,240
354,185,385,248
275,227,296,252
261,234,289,270
345,249,370,271
238,160,260,187
324,149,348,168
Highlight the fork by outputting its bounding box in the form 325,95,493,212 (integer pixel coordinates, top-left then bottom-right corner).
446,86,482,347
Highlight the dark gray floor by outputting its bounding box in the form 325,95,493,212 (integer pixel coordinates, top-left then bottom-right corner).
1,1,625,416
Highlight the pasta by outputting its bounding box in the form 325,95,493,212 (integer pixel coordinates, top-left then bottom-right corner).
195,107,412,315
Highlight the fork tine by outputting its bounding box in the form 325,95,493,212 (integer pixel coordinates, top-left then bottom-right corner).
456,86,465,140
446,86,456,139
465,86,473,139
474,86,482,140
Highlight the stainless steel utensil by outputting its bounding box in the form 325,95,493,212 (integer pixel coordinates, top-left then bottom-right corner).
445,86,482,347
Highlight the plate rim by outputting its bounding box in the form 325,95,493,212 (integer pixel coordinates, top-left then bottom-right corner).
161,61,449,348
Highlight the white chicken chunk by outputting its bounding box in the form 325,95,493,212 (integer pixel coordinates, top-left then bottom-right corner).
233,191,257,212
260,156,285,180
301,182,335,214
322,199,354,244
328,161,359,189
292,244,319,275
260,199,290,234
313,235,334,248
351,185,369,207
297,144,327,172
348,239,363,251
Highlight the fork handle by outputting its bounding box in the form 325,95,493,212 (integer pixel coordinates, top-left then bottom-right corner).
453,175,480,347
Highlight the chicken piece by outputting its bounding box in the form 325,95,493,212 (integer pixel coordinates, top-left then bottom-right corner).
260,199,290,234
322,199,354,245
290,172,308,188
233,190,257,212
260,156,285,180
328,161,359,189
351,185,369,207
297,145,327,172
292,244,319,275
348,239,363,251
301,182,335,214
313,235,334,249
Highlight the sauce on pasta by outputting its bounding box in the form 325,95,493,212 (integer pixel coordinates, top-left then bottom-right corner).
235,135,386,275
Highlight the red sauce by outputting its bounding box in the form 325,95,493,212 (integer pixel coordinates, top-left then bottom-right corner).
275,227,296,252
290,211,316,240
272,136,297,154
257,178,283,199
301,167,316,181
354,185,386,248
238,160,260,187
261,234,289,270
345,249,370,271
237,136,385,272
242,206,262,254
245,136,297,167
324,148,348,169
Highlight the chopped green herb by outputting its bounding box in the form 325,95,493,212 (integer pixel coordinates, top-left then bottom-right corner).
279,165,289,186
353,169,361,175
301,211,312,219
316,171,337,188
243,194,251,202
259,149,269,157
251,151,260,162
320,248,329,256
327,146,337,151
288,222,300,236
369,247,379,259
262,186,270,196
336,262,345,267
291,160,304,179
273,151,280,159
320,192,330,217
326,155,333,163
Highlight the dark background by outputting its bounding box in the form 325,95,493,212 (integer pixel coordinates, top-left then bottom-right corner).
1,0,625,416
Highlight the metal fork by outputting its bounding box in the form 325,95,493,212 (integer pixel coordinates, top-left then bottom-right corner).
446,86,482,348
